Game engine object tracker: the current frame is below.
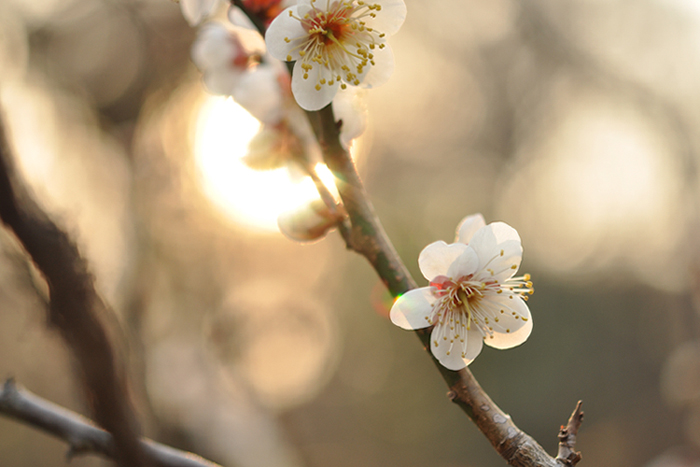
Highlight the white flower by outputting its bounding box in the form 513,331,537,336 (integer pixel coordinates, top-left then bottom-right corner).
192,24,286,124
264,0,407,111
180,0,220,26
192,23,249,95
390,214,534,371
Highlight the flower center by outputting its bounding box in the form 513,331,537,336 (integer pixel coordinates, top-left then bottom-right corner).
428,271,534,351
283,0,387,91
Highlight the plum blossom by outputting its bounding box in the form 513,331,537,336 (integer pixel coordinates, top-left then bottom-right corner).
390,214,534,370
192,23,286,124
264,0,407,110
191,23,251,96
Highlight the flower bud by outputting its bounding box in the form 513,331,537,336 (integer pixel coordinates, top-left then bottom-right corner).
278,199,342,242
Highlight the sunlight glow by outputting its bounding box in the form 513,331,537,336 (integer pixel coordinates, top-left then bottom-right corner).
194,96,324,232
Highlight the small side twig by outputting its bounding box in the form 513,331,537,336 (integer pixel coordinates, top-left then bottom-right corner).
556,401,584,466
0,379,222,467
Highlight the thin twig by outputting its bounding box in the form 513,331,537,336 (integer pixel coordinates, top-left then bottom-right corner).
0,379,222,467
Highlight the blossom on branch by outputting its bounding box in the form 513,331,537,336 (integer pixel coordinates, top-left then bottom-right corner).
390,214,534,370
264,0,406,110
192,23,286,124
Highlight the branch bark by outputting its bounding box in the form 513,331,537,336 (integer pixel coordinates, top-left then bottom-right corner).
306,106,580,467
0,379,222,467
0,113,145,466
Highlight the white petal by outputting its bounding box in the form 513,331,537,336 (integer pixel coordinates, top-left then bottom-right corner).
430,325,483,370
202,68,241,95
483,296,532,350
232,65,284,124
446,247,479,279
368,0,407,36
264,6,305,61
227,5,256,30
476,239,523,282
389,287,435,330
291,60,339,110
418,241,468,280
456,213,486,244
357,44,394,89
332,88,367,147
181,0,219,26
191,23,236,70
469,222,523,273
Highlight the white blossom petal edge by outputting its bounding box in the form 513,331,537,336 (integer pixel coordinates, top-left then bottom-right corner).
265,0,407,110
180,0,220,26
390,214,534,370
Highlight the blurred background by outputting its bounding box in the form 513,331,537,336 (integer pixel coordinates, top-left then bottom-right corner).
1,0,699,466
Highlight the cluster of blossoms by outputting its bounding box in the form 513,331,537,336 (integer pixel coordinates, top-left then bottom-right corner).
180,1,534,369
390,214,534,370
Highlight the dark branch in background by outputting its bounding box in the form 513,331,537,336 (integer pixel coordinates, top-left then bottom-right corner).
0,114,146,466
0,379,222,467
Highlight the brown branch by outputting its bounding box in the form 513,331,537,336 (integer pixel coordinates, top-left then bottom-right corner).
0,113,145,466
306,105,579,467
0,379,222,467
555,401,584,466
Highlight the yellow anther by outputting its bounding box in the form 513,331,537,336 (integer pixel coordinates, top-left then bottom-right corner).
315,84,322,90
340,83,347,89
299,50,306,56
303,73,309,79
524,273,531,281
320,78,326,84
284,37,291,43
500,249,504,256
